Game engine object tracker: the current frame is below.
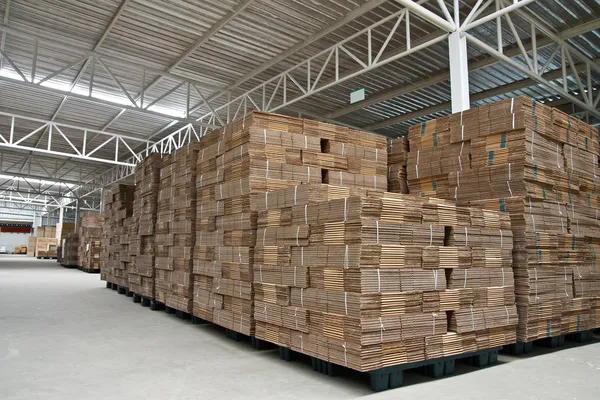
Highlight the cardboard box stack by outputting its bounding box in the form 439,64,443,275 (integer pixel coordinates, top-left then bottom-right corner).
396,97,600,343
56,222,75,242
252,184,516,370
62,234,79,266
77,212,103,270
387,137,409,194
192,110,390,337
129,154,162,298
155,144,199,311
101,185,135,286
27,236,36,257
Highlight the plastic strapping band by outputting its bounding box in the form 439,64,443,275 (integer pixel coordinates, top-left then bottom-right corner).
293,266,297,286
429,225,433,246
296,226,300,246
379,317,385,343
219,184,223,200
433,270,438,290
259,264,263,283
570,146,574,171
511,97,514,113
240,178,243,195
500,230,503,248
304,135,307,149
301,247,304,266
376,221,380,244
342,143,345,156
459,142,464,171
263,128,267,144
199,175,203,188
264,305,268,323
343,342,347,367
432,313,438,335
265,192,268,210
464,227,468,247
239,248,242,264
294,186,297,205
461,125,465,141
501,267,505,286
505,305,510,325
263,228,267,246
300,288,304,307
375,148,379,161
304,205,308,225
344,292,348,316
265,160,269,178
416,151,420,178
531,214,536,232
294,308,299,330
374,175,377,189
508,162,511,180
377,269,381,292
339,171,343,185
534,268,539,300
344,198,347,222
344,245,349,269
556,143,561,169
464,269,468,288
470,307,475,331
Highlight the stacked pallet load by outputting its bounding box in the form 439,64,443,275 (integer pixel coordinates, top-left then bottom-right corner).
155,144,199,312
398,97,600,347
387,137,409,194
193,111,388,337
129,154,162,300
62,234,79,266
101,185,135,288
77,212,103,271
252,184,516,389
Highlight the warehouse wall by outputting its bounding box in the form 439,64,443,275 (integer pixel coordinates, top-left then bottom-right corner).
0,232,30,252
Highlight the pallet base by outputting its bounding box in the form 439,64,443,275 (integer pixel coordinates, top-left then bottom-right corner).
163,305,191,320
37,257,57,259
61,264,78,269
77,266,100,274
276,345,500,392
132,293,155,308
504,330,596,355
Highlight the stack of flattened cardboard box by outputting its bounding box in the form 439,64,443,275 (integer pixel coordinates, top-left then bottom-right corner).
77,212,103,270
62,234,79,266
129,154,162,298
252,184,516,370
398,97,600,343
101,185,135,287
387,137,409,194
155,144,199,311
192,111,388,337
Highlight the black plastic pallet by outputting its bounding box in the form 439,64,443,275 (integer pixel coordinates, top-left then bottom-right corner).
131,293,154,308
61,264,78,269
77,266,100,274
503,329,595,355
276,345,500,392
37,257,57,259
163,305,191,320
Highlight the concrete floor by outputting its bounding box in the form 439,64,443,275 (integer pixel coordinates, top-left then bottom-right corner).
1,256,600,399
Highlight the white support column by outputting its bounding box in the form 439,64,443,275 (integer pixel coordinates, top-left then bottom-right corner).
58,206,64,225
448,31,470,113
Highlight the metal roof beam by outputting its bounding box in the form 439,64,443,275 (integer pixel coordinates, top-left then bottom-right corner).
327,16,600,119
0,111,154,167
364,59,600,130
195,4,448,122
0,74,212,129
199,0,390,109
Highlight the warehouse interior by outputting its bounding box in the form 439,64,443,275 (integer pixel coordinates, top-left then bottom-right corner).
1,0,600,399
